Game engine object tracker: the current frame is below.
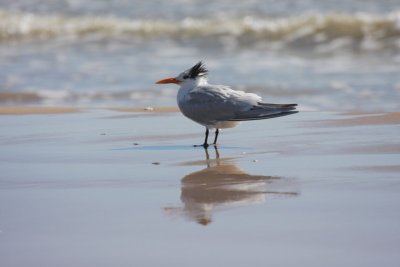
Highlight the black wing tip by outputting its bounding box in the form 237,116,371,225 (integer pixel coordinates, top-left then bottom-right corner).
229,111,299,121
258,102,298,107
189,61,208,78
255,102,298,111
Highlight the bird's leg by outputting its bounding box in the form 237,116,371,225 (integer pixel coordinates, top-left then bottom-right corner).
212,128,219,145
194,128,209,148
202,128,209,148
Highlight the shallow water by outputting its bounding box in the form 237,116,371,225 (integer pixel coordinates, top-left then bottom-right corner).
0,1,399,111
0,110,399,266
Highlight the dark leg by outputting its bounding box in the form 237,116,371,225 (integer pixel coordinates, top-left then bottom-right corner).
213,128,219,145
194,128,209,148
202,128,209,148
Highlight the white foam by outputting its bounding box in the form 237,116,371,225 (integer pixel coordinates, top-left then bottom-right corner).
1,9,399,51
36,89,71,100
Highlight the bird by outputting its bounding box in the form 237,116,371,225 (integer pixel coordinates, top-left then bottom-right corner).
156,61,298,148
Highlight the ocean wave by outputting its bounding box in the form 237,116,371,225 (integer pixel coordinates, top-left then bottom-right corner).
1,9,400,50
0,89,176,105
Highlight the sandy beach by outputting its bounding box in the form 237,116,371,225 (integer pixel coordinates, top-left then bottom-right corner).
1,0,399,265
0,107,399,267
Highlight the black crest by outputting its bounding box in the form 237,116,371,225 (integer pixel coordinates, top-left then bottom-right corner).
188,61,208,78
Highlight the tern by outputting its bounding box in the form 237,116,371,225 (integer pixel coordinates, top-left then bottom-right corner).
156,62,298,148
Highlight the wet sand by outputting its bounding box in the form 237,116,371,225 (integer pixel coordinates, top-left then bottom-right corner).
0,106,80,115
0,108,399,267
315,112,400,127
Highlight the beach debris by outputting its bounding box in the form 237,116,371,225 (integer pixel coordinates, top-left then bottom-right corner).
152,162,160,165
252,159,258,163
133,143,139,146
144,106,154,111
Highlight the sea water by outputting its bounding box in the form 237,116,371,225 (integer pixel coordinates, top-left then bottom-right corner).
0,0,399,111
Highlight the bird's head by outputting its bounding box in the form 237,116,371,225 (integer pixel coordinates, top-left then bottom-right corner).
156,61,208,86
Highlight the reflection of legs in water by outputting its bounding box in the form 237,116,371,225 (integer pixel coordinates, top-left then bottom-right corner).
204,147,210,167
213,145,220,159
203,145,220,168
171,144,299,226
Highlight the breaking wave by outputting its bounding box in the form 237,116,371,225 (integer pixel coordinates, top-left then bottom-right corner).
1,9,400,50
0,89,176,106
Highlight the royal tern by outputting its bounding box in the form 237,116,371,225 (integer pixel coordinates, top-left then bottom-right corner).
156,62,298,148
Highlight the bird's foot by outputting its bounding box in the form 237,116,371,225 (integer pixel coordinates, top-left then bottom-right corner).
193,143,209,148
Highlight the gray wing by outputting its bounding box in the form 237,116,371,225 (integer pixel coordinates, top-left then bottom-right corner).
228,102,298,121
180,85,298,125
180,85,258,125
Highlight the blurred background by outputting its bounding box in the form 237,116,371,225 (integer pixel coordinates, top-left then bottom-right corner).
0,0,399,111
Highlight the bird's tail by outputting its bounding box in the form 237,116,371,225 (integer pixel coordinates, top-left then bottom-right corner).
229,102,298,121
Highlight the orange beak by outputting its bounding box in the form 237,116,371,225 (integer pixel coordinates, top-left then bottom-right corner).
155,77,180,84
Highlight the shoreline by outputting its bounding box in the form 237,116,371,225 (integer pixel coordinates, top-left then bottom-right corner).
1,106,400,123
0,106,180,115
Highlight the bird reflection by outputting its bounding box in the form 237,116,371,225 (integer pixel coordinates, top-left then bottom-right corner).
164,147,298,225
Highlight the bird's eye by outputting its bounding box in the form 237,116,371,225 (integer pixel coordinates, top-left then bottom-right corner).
183,75,189,79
